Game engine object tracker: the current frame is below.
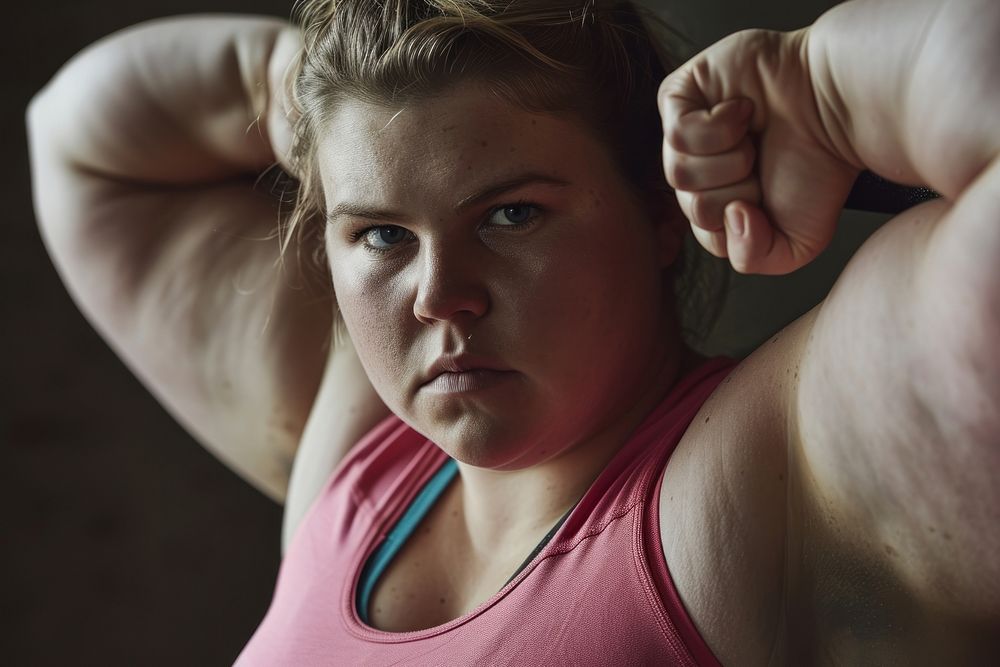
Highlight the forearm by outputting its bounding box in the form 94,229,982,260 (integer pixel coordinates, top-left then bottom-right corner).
28,14,296,184
808,0,1000,200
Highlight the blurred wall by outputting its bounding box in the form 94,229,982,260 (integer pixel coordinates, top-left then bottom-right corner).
5,1,882,665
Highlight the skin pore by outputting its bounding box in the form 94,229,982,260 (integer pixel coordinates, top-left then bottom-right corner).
316,80,700,578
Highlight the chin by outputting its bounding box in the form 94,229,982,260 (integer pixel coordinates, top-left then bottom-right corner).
423,416,549,470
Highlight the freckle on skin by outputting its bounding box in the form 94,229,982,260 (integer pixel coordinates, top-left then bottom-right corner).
481,140,488,147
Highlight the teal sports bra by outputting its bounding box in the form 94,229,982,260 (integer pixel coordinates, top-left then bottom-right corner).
356,458,572,624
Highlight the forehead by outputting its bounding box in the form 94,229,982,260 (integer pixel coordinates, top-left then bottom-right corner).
313,82,625,208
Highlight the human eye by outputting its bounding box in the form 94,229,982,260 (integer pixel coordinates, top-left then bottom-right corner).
348,225,414,254
486,201,542,229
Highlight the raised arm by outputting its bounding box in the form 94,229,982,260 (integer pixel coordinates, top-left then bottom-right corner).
659,0,999,657
791,0,1000,627
26,15,388,504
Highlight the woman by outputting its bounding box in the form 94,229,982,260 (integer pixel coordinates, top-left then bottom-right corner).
26,0,999,664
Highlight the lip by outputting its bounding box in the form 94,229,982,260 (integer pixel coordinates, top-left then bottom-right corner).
421,353,513,389
422,368,516,394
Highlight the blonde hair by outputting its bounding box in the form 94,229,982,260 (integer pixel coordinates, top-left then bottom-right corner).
275,0,727,349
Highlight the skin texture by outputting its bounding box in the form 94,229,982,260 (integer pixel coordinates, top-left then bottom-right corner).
315,82,691,554
655,0,1000,659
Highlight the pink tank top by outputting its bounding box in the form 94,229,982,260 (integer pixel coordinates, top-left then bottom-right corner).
236,356,737,666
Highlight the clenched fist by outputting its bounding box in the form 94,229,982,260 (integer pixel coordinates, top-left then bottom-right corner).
658,28,861,275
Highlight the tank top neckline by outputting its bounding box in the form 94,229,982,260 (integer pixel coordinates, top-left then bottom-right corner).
340,356,736,643
356,457,577,625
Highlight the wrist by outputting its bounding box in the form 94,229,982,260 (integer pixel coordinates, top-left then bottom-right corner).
798,24,866,175
806,0,1000,199
805,0,919,185
262,26,303,177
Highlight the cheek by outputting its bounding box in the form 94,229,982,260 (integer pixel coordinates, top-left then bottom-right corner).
517,222,663,368
547,222,658,314
329,258,413,386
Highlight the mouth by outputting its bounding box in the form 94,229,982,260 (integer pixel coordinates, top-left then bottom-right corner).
421,368,516,394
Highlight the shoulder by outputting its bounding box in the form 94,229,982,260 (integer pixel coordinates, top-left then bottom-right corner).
282,405,432,554
657,306,819,666
298,406,437,518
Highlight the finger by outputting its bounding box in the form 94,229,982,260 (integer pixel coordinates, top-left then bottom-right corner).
675,177,762,231
660,89,755,155
690,222,729,260
723,202,826,275
663,136,757,192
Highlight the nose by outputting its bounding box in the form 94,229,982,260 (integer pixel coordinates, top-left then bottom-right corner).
412,242,490,326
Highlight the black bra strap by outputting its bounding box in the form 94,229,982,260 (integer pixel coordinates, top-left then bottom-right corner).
845,170,940,214
503,504,576,587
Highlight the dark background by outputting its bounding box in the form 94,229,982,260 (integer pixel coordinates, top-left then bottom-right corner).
6,1,878,665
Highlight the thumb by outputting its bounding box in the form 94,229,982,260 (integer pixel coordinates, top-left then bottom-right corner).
723,201,829,275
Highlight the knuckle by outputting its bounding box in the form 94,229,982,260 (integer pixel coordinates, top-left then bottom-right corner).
657,72,676,97
663,122,689,151
664,153,693,190
663,123,687,152
691,57,712,86
656,76,676,104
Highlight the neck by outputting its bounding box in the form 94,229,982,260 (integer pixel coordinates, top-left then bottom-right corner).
451,339,702,558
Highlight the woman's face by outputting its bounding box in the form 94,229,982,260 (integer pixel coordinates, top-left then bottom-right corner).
316,82,683,470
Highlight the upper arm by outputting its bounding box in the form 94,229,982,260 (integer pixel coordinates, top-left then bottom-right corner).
787,165,1000,652
24,16,351,503
281,335,391,555
29,157,333,502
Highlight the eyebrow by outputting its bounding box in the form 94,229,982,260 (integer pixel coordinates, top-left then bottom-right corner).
325,173,571,224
